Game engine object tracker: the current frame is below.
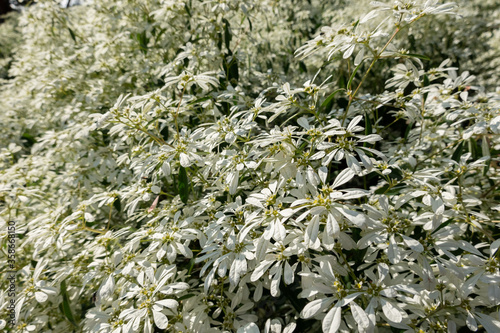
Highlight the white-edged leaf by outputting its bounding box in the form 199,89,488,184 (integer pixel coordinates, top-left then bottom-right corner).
475,312,500,333
35,291,48,303
237,322,260,333
155,299,178,308
360,9,379,23
354,48,365,66
343,44,355,59
153,310,169,329
402,235,423,253
351,302,370,329
284,260,294,285
251,260,274,282
380,298,403,323
319,166,328,184
283,322,297,333
466,311,478,331
179,153,190,167
322,305,342,333
332,169,355,189
301,298,335,319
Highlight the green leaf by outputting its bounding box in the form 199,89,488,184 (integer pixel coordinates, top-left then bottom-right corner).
404,122,413,141
134,31,149,54
423,74,429,102
223,53,239,85
223,18,232,51
364,113,373,147
160,126,169,141
431,218,453,235
352,19,360,30
468,138,482,160
59,280,77,327
299,61,307,73
483,159,491,176
178,293,195,301
405,53,430,61
184,3,191,17
216,32,223,50
347,62,363,91
113,197,121,212
482,138,491,176
451,141,464,162
320,88,344,110
68,28,77,43
247,16,253,31
188,96,211,106
178,166,189,204
21,132,37,145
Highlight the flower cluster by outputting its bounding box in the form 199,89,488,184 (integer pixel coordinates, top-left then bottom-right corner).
1,0,500,332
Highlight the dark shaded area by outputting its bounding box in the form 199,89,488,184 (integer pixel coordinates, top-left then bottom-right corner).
0,0,13,22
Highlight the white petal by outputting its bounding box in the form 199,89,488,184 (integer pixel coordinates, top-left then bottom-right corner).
284,260,294,285
153,310,169,329
351,302,370,329
155,299,178,309
380,298,403,323
179,153,190,167
343,44,355,59
319,166,328,184
332,169,355,189
35,291,48,303
322,305,342,333
237,322,260,333
360,9,379,23
301,298,335,319
251,260,274,282
270,267,282,297
354,48,365,66
475,313,500,333
283,322,297,333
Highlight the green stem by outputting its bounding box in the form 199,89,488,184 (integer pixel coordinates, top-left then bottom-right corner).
342,26,400,126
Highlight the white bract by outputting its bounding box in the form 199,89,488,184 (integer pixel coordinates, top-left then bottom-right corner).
1,0,500,332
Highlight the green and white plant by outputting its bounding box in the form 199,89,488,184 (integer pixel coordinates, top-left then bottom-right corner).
1,0,499,332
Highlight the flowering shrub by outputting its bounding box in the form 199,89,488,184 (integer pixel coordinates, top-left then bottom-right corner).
1,0,500,332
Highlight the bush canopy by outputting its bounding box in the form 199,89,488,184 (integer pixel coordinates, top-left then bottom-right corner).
1,0,500,332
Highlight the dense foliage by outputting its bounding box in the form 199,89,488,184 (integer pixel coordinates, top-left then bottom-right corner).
1,0,500,332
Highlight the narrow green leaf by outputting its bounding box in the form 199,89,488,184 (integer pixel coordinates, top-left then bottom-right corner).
160,125,169,141
352,19,360,30
178,293,195,301
320,88,344,110
299,61,307,73
482,138,491,176
364,113,372,135
247,16,253,31
375,184,390,194
68,28,77,43
468,138,482,160
347,62,363,91
216,32,223,50
21,132,37,144
113,197,121,212
178,166,189,204
188,96,211,106
483,159,491,176
223,18,232,50
405,53,430,61
364,113,372,147
451,141,464,162
60,280,77,327
423,74,429,102
184,3,191,17
404,122,413,141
